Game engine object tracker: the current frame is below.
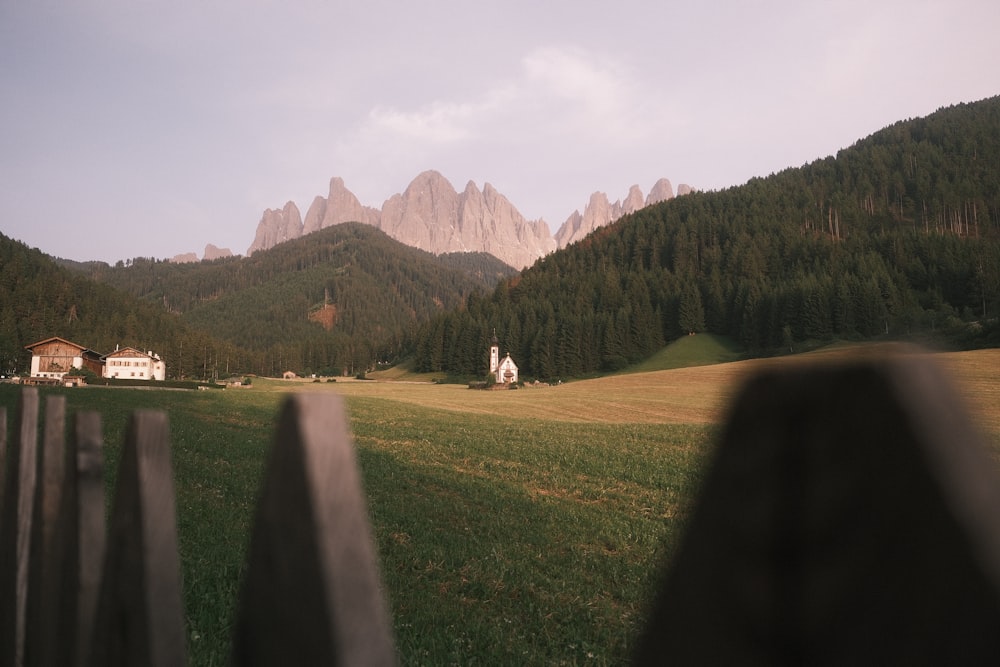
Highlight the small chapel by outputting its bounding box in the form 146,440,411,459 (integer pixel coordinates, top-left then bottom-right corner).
489,332,518,385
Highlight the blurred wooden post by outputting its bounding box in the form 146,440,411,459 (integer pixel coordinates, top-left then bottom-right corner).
634,356,1000,664
26,395,67,667
232,393,396,666
0,387,39,667
61,412,106,667
1,407,6,528
91,410,186,667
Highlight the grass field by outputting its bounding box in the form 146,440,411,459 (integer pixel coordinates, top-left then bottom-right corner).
2,343,998,665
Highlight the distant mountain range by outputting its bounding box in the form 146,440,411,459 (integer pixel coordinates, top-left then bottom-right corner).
174,172,692,269
8,96,998,381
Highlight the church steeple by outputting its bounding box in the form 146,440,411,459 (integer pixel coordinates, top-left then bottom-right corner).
489,329,499,375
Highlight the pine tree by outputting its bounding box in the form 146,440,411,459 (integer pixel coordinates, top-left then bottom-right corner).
678,280,706,335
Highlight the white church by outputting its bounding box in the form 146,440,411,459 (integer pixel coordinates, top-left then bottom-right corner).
489,332,518,385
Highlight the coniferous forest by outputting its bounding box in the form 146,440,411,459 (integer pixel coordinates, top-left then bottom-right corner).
412,97,1000,379
0,223,514,378
2,97,999,380
0,233,241,379
89,224,515,376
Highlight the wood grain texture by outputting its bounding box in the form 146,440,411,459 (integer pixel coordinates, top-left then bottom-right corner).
0,407,6,528
232,393,396,666
91,410,186,667
0,388,39,667
25,395,67,667
55,412,106,667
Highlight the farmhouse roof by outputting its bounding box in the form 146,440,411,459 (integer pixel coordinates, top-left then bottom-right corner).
24,336,101,357
102,346,156,360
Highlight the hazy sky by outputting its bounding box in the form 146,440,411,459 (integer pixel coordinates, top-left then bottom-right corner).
2,1,998,263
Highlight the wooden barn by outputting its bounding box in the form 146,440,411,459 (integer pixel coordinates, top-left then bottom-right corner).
24,336,103,380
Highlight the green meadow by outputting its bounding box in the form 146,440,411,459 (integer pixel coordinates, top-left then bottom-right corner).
2,343,999,665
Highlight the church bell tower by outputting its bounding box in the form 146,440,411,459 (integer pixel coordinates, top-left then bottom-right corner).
489,330,499,377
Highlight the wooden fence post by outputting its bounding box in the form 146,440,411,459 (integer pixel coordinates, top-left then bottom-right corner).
26,395,67,667
90,410,186,667
0,387,39,667
60,412,106,667
232,393,396,666
0,406,6,530
633,356,1000,664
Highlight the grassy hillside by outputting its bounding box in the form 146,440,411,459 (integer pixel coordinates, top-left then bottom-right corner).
624,333,743,373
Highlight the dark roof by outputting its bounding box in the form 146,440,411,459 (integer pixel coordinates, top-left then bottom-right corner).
24,336,101,358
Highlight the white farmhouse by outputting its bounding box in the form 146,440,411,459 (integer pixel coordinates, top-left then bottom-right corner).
103,346,166,381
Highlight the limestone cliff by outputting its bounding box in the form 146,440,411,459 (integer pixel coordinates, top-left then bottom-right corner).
246,201,303,255
303,177,380,235
247,171,555,269
169,244,233,263
245,172,688,269
646,178,675,205
379,170,462,251
203,244,233,260
553,180,693,249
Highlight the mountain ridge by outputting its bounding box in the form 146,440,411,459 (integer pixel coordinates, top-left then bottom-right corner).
242,172,692,269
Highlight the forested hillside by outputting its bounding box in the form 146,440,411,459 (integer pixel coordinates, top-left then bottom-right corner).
90,223,516,376
413,97,1000,379
0,233,247,378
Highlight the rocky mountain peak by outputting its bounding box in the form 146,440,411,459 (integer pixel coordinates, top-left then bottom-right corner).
646,178,674,205
244,172,688,268
305,176,380,235
247,201,302,255
380,170,460,248
552,180,693,249
621,185,646,215
203,244,233,261
169,243,233,263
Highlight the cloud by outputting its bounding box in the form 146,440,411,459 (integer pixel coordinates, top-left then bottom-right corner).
521,46,637,131
352,45,675,157
366,100,479,144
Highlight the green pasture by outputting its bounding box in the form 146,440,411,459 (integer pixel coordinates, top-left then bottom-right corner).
2,344,999,665
622,333,743,373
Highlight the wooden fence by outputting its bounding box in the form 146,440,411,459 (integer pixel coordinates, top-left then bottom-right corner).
2,354,1000,665
1,391,393,666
